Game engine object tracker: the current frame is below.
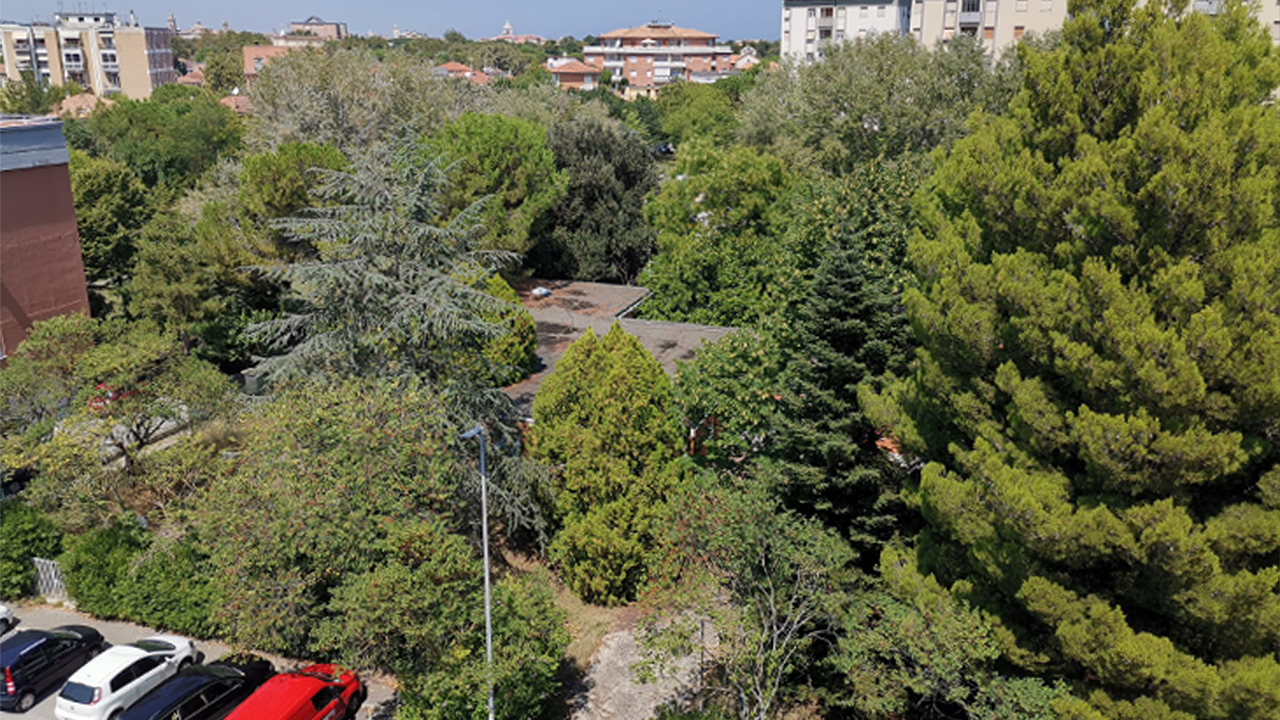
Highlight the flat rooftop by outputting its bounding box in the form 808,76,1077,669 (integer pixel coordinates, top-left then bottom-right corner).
505,280,734,417
0,116,70,172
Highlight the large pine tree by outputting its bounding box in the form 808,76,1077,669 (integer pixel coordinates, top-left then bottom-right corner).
876,0,1280,716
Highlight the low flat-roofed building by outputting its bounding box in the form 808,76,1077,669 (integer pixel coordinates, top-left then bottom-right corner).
0,116,90,357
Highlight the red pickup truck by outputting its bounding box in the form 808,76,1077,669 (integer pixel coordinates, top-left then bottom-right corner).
223,663,365,720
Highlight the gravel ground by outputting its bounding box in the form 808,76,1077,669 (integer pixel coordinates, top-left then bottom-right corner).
0,602,395,719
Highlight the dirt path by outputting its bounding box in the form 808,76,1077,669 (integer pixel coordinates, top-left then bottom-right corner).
569,612,699,720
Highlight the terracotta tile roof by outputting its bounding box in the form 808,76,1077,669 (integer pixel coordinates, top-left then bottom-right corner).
437,62,489,85
599,23,717,40
547,60,601,75
220,95,252,114
50,93,114,118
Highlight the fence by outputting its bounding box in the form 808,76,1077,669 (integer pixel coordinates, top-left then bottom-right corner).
32,557,67,602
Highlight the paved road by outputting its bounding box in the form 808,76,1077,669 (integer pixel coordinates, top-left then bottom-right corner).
0,602,395,718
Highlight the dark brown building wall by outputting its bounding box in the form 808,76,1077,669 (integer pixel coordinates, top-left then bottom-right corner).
0,162,91,356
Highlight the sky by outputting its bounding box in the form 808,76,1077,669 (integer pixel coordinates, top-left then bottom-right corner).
1,0,784,42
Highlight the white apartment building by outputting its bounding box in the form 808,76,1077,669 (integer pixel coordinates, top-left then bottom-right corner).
0,11,175,99
781,0,909,61
783,0,1280,60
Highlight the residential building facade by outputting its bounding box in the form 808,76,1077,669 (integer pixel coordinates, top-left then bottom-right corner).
782,0,908,60
783,0,1280,60
0,116,90,358
583,22,734,98
0,11,174,99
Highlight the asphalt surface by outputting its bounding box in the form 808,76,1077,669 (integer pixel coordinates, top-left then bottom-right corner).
0,602,395,718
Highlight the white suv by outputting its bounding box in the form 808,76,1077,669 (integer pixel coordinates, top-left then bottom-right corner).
54,635,198,720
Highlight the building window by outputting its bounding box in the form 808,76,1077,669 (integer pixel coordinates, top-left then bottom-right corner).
1041,0,1053,10
822,7,835,17
809,8,816,16
983,26,995,39
1017,0,1028,8
1014,25,1026,38
860,6,869,16
878,5,887,16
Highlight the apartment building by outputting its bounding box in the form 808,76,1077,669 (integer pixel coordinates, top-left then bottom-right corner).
0,11,175,99
782,0,909,60
784,0,1280,60
0,116,91,358
583,22,734,98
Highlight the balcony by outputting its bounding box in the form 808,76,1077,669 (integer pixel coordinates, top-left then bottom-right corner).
959,10,983,24
101,61,119,71
64,60,84,70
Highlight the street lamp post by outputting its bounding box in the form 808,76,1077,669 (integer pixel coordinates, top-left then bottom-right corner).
460,425,495,720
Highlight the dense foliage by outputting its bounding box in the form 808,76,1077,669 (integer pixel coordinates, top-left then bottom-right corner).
12,8,1278,719
866,0,1280,716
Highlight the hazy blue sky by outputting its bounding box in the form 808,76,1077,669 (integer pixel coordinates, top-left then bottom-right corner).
2,1,783,42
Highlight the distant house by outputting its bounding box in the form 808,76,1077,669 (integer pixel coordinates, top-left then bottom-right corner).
243,45,292,83
219,94,251,115
546,58,602,91
434,61,489,85
0,117,90,357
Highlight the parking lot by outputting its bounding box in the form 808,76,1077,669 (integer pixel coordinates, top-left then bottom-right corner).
0,602,394,718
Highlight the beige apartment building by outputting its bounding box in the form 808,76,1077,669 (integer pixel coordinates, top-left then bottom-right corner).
583,22,734,98
0,11,174,99
783,0,1280,59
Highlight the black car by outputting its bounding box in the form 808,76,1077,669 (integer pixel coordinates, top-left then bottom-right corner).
118,655,275,720
0,624,105,712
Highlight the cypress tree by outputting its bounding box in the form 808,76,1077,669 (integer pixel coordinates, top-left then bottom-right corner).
874,0,1280,716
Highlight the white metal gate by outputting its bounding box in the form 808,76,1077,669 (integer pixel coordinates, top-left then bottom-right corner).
32,557,66,601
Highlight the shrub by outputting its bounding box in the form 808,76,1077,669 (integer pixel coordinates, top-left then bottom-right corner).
120,534,222,637
60,517,148,617
0,499,62,599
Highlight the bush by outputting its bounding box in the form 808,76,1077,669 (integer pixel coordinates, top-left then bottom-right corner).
0,499,62,599
60,517,148,617
119,534,222,638
398,569,569,720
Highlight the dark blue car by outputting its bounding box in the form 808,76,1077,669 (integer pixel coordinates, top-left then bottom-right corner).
118,655,275,720
0,625,105,713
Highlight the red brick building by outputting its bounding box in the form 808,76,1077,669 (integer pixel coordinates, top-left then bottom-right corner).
583,22,733,98
0,117,90,357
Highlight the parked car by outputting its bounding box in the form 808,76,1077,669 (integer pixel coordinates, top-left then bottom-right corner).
0,604,14,635
118,654,275,720
0,625,106,713
55,635,199,720
223,664,365,720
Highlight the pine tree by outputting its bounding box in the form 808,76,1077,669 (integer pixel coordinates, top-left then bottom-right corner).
870,0,1280,716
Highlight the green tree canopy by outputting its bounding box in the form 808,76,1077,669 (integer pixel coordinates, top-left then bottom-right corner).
738,34,1014,172
424,111,567,256
0,70,78,114
639,142,793,327
656,81,738,146
88,89,241,188
68,149,153,285
527,114,659,283
868,0,1280,716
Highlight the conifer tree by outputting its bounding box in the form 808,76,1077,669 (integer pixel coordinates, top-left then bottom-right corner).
531,323,684,604
869,0,1280,716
